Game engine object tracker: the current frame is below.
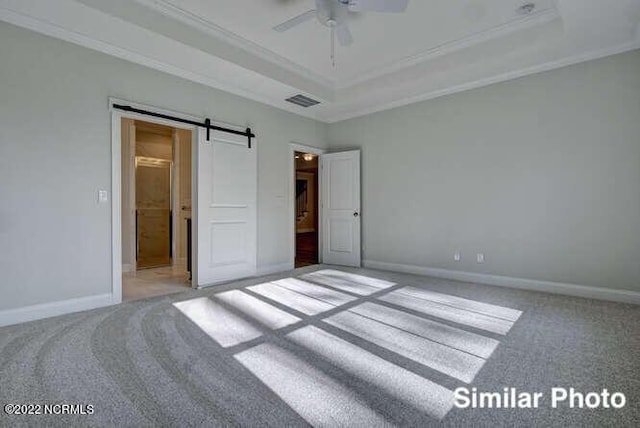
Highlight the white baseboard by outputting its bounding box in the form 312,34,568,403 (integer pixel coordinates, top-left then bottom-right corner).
0,293,115,327
122,264,133,273
363,260,640,305
256,262,294,276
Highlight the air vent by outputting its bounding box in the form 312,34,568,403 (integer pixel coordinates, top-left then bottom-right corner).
285,94,320,108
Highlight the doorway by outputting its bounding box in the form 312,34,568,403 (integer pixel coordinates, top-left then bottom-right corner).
294,151,320,267
120,118,193,301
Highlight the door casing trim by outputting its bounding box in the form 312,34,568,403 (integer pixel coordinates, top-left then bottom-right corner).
289,143,326,269
110,97,199,304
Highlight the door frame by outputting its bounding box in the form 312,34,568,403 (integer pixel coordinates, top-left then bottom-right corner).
171,129,179,265
110,97,199,304
123,119,137,273
289,143,325,269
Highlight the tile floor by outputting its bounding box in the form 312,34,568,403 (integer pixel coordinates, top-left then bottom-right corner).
122,265,192,302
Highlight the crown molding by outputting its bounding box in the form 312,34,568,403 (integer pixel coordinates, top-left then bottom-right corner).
336,7,561,89
135,0,561,93
3,0,638,126
0,1,321,121
322,39,640,123
133,0,335,90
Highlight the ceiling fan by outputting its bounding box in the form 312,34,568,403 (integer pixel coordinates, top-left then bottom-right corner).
273,0,410,66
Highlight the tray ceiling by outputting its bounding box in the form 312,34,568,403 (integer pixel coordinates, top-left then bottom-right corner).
2,0,639,122
139,0,557,83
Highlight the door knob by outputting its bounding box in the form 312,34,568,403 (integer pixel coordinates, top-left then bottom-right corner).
353,212,359,217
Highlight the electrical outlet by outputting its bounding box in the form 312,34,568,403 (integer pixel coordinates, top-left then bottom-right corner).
454,251,461,262
476,253,484,263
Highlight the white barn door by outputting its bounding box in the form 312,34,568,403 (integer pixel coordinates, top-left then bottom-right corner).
196,129,256,286
321,150,361,267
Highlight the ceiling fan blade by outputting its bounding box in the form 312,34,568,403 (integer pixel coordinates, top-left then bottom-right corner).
335,24,353,46
348,0,409,13
273,9,316,32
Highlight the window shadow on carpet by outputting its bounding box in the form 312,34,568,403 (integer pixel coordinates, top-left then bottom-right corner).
173,269,522,425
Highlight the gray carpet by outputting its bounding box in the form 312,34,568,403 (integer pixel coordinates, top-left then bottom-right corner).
1,265,638,427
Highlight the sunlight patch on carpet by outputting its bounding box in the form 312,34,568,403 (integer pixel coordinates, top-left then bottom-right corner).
348,302,499,358
216,290,301,329
379,292,515,335
235,343,388,426
301,270,395,295
324,311,485,383
396,286,522,321
271,278,357,306
287,326,454,420
173,297,263,347
174,270,525,424
247,282,335,315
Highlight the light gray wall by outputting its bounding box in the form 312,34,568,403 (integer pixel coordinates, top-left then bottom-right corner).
328,49,640,292
1,20,638,314
0,22,327,310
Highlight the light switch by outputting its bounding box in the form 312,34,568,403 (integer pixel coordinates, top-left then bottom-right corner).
98,190,108,203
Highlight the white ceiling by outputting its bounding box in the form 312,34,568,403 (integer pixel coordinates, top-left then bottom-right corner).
1,0,639,122
150,0,557,82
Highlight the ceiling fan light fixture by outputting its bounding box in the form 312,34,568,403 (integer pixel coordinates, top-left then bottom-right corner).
272,0,411,66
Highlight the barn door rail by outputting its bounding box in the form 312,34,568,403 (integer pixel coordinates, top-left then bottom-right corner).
112,104,255,148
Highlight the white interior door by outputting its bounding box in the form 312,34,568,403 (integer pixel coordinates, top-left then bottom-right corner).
197,128,256,286
321,150,361,267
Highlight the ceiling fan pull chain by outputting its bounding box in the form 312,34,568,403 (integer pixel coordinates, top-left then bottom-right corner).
331,25,336,68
